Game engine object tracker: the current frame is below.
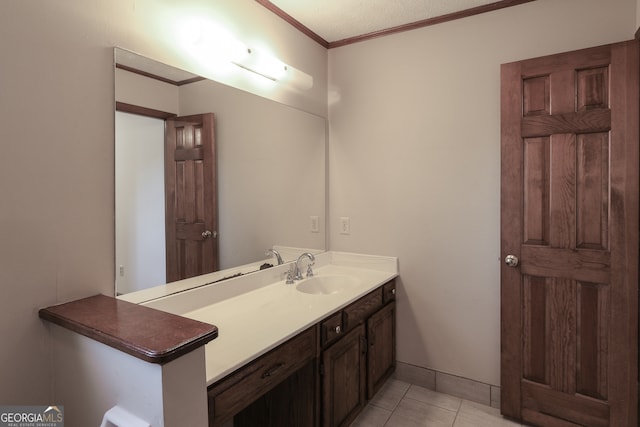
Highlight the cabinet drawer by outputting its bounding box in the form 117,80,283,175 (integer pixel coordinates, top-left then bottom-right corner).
207,326,317,426
383,280,396,304
321,311,344,347
343,289,382,332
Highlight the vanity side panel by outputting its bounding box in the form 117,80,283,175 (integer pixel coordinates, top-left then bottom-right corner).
162,347,209,427
49,324,164,427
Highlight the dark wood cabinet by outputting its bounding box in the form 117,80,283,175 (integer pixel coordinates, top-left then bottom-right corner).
207,326,317,427
235,360,318,427
367,300,395,398
207,278,397,427
321,324,367,427
320,280,396,427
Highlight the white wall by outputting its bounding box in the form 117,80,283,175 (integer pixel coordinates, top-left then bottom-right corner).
115,112,167,294
50,324,208,426
0,0,327,405
115,68,180,114
178,80,326,269
328,0,637,385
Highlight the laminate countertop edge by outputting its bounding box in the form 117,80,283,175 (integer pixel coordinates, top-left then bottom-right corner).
39,294,218,364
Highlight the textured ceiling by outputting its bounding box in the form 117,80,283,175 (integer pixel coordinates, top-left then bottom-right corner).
268,0,507,43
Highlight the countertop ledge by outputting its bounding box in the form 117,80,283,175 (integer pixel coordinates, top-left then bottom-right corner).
39,294,218,364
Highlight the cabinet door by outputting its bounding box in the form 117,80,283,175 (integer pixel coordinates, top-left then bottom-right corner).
235,360,317,427
367,301,396,398
322,324,366,427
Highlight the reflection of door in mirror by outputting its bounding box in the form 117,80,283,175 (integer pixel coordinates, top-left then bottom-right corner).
114,48,327,297
115,108,219,294
165,113,218,283
116,110,166,294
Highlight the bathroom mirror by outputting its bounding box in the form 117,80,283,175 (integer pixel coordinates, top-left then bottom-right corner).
115,48,326,295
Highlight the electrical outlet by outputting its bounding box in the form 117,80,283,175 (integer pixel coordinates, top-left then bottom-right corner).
339,217,350,235
310,216,319,233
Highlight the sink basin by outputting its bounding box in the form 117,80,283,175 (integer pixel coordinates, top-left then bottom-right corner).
296,275,359,295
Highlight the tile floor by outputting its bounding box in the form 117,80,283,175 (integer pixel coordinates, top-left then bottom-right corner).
350,379,523,427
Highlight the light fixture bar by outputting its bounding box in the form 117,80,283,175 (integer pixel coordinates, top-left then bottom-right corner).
190,22,313,90
232,48,287,81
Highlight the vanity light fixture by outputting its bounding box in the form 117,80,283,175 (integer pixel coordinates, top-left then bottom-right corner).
232,48,314,90
232,47,287,81
190,22,313,90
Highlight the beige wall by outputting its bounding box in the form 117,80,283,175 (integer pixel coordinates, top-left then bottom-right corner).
0,0,327,404
1,0,636,407
328,0,637,385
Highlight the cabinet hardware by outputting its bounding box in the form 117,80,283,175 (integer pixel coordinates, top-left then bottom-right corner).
261,362,285,378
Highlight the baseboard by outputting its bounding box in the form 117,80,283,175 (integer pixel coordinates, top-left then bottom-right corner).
393,361,501,409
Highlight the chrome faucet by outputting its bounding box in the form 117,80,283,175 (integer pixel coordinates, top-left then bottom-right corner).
294,252,315,280
266,248,284,265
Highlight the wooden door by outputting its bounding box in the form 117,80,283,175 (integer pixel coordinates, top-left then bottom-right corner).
165,113,218,283
367,301,395,399
322,324,366,427
501,41,638,426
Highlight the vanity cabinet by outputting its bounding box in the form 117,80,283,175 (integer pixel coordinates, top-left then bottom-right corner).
367,299,395,398
322,324,367,427
320,279,396,427
207,278,396,427
207,326,317,427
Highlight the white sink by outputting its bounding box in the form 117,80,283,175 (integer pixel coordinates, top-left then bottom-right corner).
296,275,359,295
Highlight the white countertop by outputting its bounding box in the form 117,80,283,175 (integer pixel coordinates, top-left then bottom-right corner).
135,251,398,386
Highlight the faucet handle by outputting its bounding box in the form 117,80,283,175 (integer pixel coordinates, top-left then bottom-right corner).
306,264,314,278
285,268,294,285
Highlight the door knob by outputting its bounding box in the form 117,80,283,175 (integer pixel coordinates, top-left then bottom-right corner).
504,254,519,267
202,230,216,239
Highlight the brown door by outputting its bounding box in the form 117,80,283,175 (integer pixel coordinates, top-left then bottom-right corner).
501,41,638,426
165,113,218,283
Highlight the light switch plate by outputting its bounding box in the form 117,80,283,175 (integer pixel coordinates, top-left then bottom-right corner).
339,217,350,235
310,216,319,233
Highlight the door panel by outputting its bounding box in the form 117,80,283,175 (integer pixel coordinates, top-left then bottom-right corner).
501,41,638,426
165,113,218,283
367,302,396,398
322,324,366,427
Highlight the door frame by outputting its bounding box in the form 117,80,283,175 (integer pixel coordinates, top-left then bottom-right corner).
115,103,220,285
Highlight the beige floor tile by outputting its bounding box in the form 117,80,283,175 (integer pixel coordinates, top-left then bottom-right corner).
453,400,521,427
369,379,411,411
385,398,456,427
350,404,393,427
405,385,462,412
